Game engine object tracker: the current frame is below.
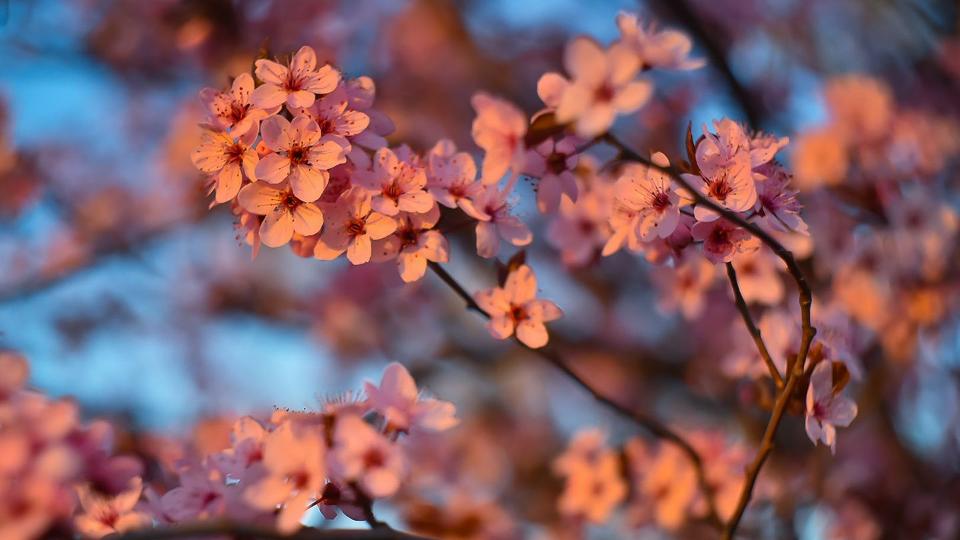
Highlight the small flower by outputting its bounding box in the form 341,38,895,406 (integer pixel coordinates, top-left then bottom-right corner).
314,187,396,264
650,254,716,319
730,249,785,306
471,92,527,184
474,264,562,348
554,430,627,524
244,422,326,533
615,12,704,70
237,182,324,248
363,362,459,433
805,361,858,454
755,162,808,235
74,477,150,539
159,466,226,522
461,185,532,259
355,147,434,216
625,440,697,531
611,152,681,242
684,120,756,220
252,46,341,110
374,206,449,283
523,136,580,213
199,72,273,137
191,129,258,203
691,218,760,264
547,192,612,267
426,139,482,213
255,115,349,203
542,37,652,137
331,415,407,499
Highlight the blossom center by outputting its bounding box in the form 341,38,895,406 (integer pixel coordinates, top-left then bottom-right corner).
363,448,385,469
546,152,569,174
509,304,528,324
594,83,615,103
651,191,671,212
289,146,310,165
283,194,301,210
346,218,366,237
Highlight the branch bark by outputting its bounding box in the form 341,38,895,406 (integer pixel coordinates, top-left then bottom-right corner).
725,262,784,389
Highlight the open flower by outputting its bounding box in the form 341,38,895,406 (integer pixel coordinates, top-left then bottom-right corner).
363,362,459,433
474,264,562,348
374,206,448,283
523,136,580,213
547,191,612,267
610,152,681,242
805,361,858,454
199,72,273,137
426,139,482,213
255,115,349,203
461,185,532,259
755,162,808,235
541,37,651,137
252,46,341,110
314,187,396,264
615,12,704,70
244,422,326,533
74,477,150,538
238,182,324,248
355,147,434,216
684,120,756,221
471,92,527,184
330,415,407,499
691,218,759,264
554,430,627,524
191,129,258,203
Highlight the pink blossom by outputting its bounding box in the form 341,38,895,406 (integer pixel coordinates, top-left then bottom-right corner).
191,129,258,203
650,255,716,319
293,83,371,167
823,75,894,143
355,147,434,216
610,152,681,243
792,128,849,189
615,12,704,70
210,416,267,480
425,139,482,214
244,422,326,533
199,72,273,137
237,182,324,248
547,192,612,267
374,206,449,283
251,46,340,110
471,92,527,184
461,185,532,259
625,439,696,530
553,430,626,524
755,162,808,235
330,415,407,499
314,187,396,264
344,76,395,150
0,351,28,399
692,218,760,264
474,264,563,348
805,361,858,454
523,136,581,213
541,37,651,137
730,249,785,306
255,115,349,203
363,362,459,433
684,120,756,220
74,477,150,538
159,466,226,522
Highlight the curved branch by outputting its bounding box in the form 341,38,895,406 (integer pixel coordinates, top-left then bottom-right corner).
109,521,432,540
725,262,784,388
427,261,722,528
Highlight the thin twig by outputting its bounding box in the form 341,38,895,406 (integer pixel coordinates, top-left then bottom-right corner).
109,521,432,540
599,134,817,537
725,262,784,389
426,261,722,528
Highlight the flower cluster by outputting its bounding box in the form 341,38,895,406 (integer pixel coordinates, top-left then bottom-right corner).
0,356,458,539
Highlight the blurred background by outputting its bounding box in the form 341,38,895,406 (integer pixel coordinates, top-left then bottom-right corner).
2,0,960,537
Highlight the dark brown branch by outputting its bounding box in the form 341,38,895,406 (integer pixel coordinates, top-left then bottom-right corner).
109,521,432,540
600,134,817,538
426,261,722,528
725,262,784,389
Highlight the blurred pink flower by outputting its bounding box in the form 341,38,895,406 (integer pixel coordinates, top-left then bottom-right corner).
331,415,407,499
474,264,562,348
74,477,150,538
523,136,580,213
363,362,459,433
615,12,704,70
471,92,527,184
461,185,532,259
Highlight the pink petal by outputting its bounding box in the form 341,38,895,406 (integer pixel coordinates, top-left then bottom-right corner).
259,207,295,247
251,83,288,109
238,182,282,215
254,59,287,85
564,37,607,88
255,152,291,184
289,165,328,202
292,202,324,236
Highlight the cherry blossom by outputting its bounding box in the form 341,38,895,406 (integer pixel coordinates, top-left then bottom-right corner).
159,466,227,522
355,147,434,216
425,139,482,214
251,46,341,110
730,248,785,305
314,187,396,264
554,430,627,524
609,152,681,243
255,115,349,203
331,415,407,499
547,191,612,267
474,264,563,348
471,92,527,184
374,206,449,283
615,12,705,70
540,37,651,137
522,136,580,213
237,182,324,248
805,361,858,454
461,185,532,259
191,129,258,204
625,439,696,530
244,422,326,533
684,120,757,220
199,72,273,137
755,162,808,235
363,362,459,433
692,218,760,264
74,477,150,539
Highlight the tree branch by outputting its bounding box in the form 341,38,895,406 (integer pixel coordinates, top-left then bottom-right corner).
724,262,784,389
600,134,817,537
426,261,722,528
109,521,432,540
